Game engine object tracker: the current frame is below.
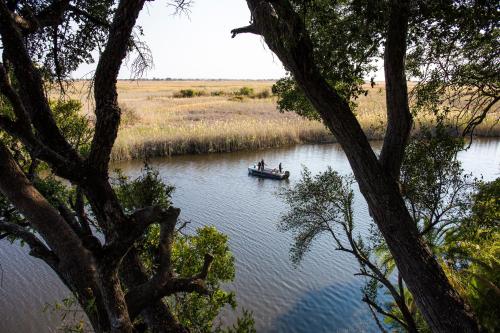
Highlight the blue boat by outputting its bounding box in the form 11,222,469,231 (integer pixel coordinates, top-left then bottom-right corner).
248,165,290,180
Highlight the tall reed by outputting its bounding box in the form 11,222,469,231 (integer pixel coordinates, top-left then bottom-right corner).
60,80,499,161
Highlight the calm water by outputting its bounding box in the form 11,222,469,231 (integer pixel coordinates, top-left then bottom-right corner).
1,140,499,333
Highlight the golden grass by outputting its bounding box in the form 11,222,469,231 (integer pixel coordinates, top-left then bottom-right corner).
114,96,333,160
62,80,498,161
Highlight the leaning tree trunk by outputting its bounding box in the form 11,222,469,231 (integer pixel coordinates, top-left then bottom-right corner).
0,144,112,332
233,1,480,331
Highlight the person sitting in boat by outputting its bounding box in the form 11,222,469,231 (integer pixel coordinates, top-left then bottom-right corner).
279,162,282,173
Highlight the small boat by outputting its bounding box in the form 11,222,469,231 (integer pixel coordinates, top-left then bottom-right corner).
248,165,290,180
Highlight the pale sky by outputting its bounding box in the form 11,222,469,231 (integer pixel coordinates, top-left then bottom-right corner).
74,0,287,80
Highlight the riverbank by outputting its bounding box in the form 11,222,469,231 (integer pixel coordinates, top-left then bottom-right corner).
67,80,499,161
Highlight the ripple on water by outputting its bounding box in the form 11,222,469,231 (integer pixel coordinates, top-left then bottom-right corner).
1,140,499,333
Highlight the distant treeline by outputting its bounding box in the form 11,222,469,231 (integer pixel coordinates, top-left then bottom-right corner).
72,78,280,82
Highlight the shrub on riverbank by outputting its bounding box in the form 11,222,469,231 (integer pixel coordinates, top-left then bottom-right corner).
174,89,208,98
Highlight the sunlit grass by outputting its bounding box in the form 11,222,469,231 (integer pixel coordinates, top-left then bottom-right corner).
61,80,498,161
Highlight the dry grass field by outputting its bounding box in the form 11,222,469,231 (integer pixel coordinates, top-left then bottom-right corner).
63,80,498,161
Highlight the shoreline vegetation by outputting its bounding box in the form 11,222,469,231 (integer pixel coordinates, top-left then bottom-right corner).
64,80,499,161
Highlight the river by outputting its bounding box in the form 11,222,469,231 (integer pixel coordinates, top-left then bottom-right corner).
1,140,499,333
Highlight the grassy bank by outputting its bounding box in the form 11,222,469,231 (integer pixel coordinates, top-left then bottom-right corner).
66,80,498,161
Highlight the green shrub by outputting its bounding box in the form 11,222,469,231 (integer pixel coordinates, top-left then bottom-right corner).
194,90,208,97
173,89,207,98
174,89,195,98
236,87,254,96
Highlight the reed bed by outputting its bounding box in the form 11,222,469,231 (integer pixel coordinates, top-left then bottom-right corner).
63,80,498,161
113,93,335,161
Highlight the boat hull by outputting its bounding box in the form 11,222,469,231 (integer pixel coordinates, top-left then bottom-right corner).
248,167,290,180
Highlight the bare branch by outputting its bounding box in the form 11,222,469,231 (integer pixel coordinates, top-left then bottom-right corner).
128,32,154,79
366,300,389,333
231,24,257,38
167,0,194,16
462,96,499,137
175,219,191,235
362,295,408,330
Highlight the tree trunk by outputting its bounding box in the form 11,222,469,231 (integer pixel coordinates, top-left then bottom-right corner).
238,1,480,331
0,144,111,332
0,0,209,332
380,0,413,181
299,76,477,333
121,251,188,333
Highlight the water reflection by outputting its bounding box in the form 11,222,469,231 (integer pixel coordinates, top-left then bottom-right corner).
271,281,379,333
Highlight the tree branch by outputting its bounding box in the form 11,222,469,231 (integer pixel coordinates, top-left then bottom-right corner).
195,253,214,280
0,1,81,164
57,200,83,234
362,295,408,330
102,206,180,267
11,0,70,34
0,115,82,181
68,4,110,28
0,62,30,129
0,142,97,292
125,252,214,320
87,0,147,174
121,250,189,331
230,24,257,38
0,221,59,268
123,206,213,320
366,300,389,333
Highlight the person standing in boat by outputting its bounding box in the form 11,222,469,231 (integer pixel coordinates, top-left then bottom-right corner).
279,162,282,173
261,159,265,171
257,161,262,171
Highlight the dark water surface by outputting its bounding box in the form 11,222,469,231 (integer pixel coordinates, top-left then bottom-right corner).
1,140,499,333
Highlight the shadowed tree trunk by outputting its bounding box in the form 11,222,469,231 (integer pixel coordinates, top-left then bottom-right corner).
232,0,479,331
0,1,213,332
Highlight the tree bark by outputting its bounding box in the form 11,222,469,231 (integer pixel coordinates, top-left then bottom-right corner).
121,251,189,333
234,1,479,331
0,0,193,331
0,143,111,332
379,0,413,180
89,0,147,175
